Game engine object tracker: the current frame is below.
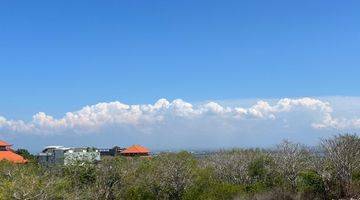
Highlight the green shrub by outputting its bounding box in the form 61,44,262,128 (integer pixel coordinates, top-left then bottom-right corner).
296,170,325,199
124,185,157,200
184,167,245,200
62,163,97,186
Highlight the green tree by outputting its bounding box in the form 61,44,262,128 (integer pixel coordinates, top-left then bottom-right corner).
15,148,35,161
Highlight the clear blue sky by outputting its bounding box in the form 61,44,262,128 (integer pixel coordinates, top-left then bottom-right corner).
0,1,360,151
1,0,360,118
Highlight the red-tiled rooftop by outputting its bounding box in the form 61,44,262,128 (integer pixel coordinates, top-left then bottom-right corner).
0,151,27,164
0,140,11,147
121,145,150,154
0,140,27,164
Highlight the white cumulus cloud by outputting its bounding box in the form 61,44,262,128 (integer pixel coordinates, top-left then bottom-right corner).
0,97,359,135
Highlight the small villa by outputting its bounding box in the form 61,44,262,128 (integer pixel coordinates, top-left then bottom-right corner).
121,144,150,157
99,144,151,157
0,140,27,164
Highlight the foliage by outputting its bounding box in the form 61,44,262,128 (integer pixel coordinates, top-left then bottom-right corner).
0,134,359,199
321,133,360,197
296,170,325,199
183,168,244,200
15,148,36,161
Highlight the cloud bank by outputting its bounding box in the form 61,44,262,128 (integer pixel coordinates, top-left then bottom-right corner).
0,97,359,136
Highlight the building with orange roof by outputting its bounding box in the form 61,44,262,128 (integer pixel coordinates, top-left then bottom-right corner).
121,144,150,157
0,140,11,147
0,140,27,164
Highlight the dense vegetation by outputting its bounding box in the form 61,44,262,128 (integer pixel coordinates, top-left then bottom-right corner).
0,134,360,200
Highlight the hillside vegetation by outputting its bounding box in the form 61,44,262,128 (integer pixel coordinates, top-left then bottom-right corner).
0,134,360,200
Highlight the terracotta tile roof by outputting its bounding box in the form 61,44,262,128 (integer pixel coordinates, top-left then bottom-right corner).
121,145,150,154
0,140,11,147
0,151,27,164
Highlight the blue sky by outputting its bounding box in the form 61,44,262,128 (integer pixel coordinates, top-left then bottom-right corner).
0,1,360,151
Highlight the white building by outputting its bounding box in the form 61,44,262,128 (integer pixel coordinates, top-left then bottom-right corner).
38,146,100,166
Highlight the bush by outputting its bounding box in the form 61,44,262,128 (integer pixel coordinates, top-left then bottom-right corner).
62,162,97,186
0,134,359,199
236,188,296,200
296,170,325,199
0,161,70,199
349,170,360,198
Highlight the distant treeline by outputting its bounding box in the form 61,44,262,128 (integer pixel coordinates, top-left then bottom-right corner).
1,134,360,200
